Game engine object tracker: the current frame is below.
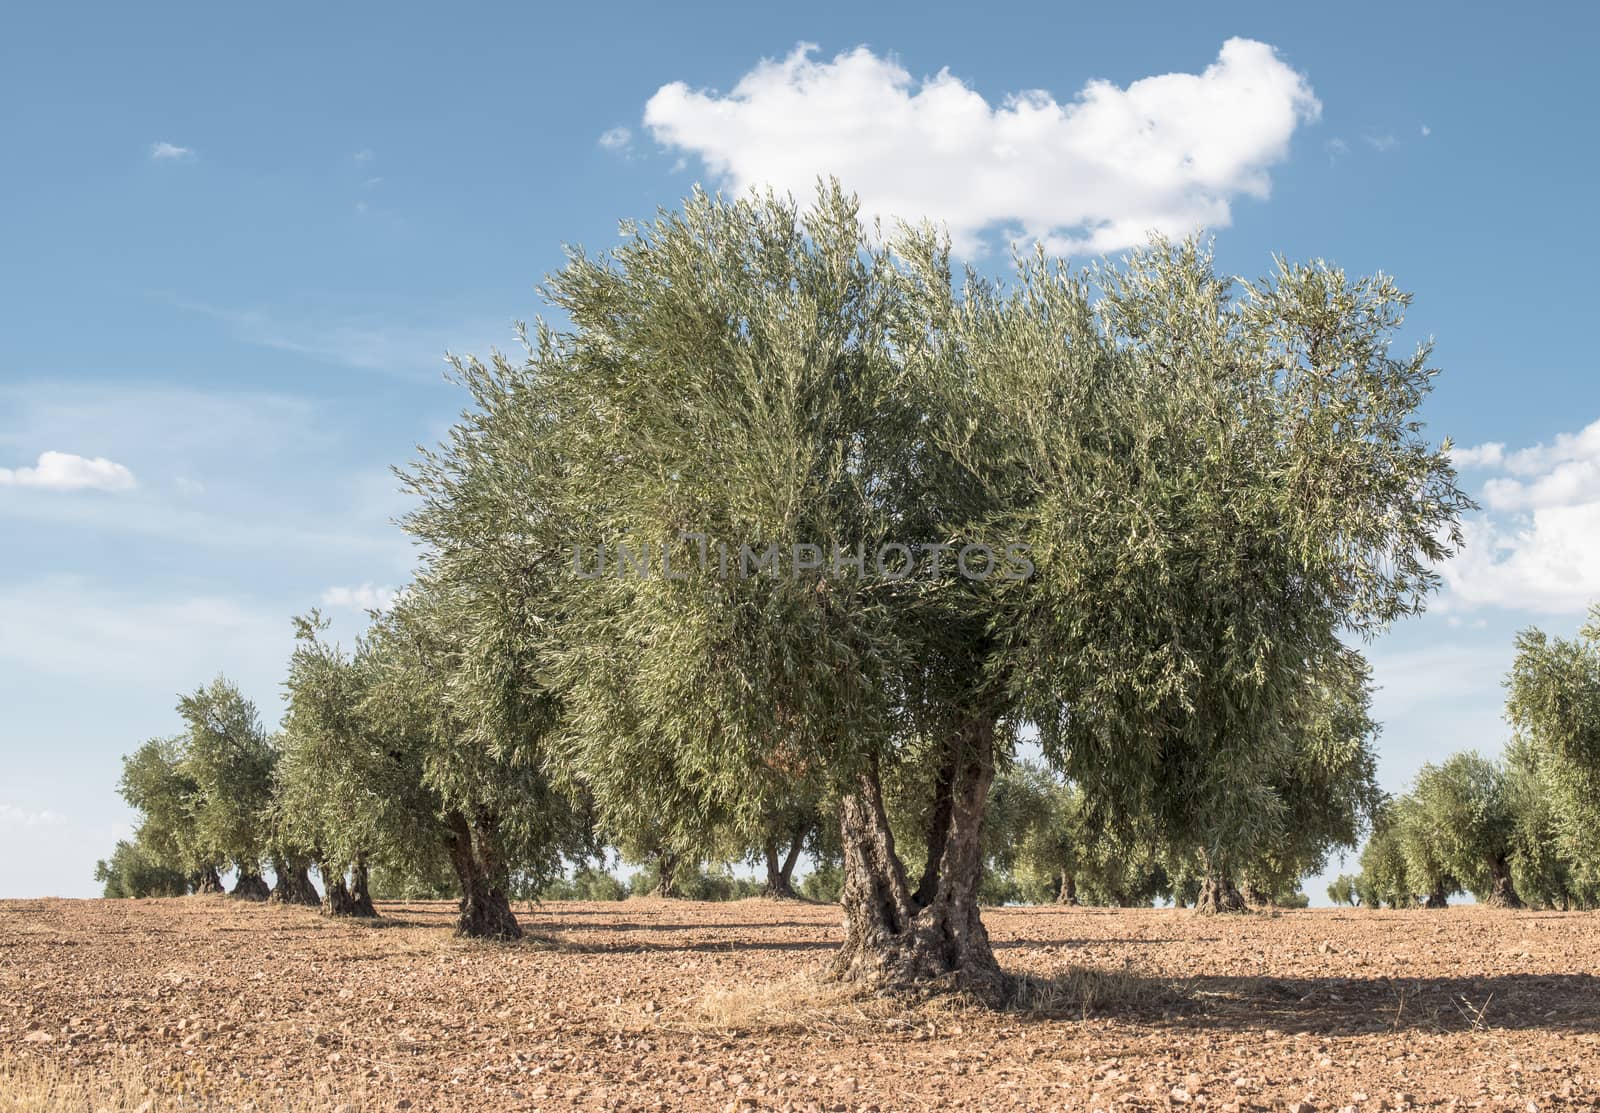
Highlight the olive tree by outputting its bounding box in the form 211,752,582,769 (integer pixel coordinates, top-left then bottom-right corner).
1355,803,1415,907
952,237,1468,922
403,184,1467,999
178,677,277,900
1505,609,1600,895
116,736,223,893
278,616,389,917
94,836,190,898
1408,752,1522,908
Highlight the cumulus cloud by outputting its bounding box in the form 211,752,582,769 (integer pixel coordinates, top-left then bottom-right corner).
0,451,136,492
320,583,400,611
1443,419,1600,613
643,38,1320,254
1450,441,1505,469
149,141,195,161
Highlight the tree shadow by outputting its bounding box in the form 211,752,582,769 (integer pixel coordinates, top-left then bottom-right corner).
552,937,837,955
1005,968,1600,1034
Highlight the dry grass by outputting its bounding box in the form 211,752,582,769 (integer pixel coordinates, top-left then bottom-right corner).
1006,962,1198,1020
0,1055,361,1113
689,969,978,1036
685,959,1195,1035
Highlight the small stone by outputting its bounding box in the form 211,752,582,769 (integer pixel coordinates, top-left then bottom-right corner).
22,1030,53,1043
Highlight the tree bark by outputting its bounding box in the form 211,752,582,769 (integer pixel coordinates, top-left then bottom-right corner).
655,849,680,898
347,853,378,918
1194,858,1247,914
230,863,270,901
445,811,522,940
1239,877,1268,908
1484,858,1523,909
319,859,357,917
269,855,321,907
193,865,224,895
1421,885,1449,909
911,751,958,908
1056,871,1078,906
829,716,1009,1005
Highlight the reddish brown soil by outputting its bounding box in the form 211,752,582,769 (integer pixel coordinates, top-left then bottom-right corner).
2,897,1598,1111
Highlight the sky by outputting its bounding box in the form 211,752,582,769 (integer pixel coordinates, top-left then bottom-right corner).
2,1,1598,901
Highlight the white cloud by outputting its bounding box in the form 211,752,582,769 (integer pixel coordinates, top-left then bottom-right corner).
0,451,136,492
1325,137,1350,162
320,583,399,611
1443,419,1600,613
1450,441,1504,469
1363,133,1398,152
644,38,1320,255
149,141,195,161
1421,124,1432,137
598,126,633,152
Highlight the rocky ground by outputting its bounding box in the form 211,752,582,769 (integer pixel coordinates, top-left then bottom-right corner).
2,896,1597,1111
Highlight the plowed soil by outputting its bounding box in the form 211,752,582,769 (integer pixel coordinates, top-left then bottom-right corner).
2,897,1598,1111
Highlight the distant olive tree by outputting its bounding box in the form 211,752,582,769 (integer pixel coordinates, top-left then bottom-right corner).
95,837,189,898
1506,608,1600,900
1409,752,1522,908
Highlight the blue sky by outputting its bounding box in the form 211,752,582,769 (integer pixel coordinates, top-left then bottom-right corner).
2,2,1597,899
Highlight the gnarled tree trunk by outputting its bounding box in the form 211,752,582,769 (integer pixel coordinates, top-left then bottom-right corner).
193,865,224,895
1484,858,1523,909
829,715,1009,1005
269,855,321,907
230,863,270,901
1056,871,1078,906
446,811,522,940
347,853,378,918
319,859,357,917
1194,854,1247,915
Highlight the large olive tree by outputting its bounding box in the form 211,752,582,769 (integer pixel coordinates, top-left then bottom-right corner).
404,185,1466,999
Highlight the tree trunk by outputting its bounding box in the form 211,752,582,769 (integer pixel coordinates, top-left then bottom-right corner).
1194,858,1247,914
655,849,680,898
270,855,322,907
1056,871,1078,906
347,853,378,918
319,859,356,917
1421,885,1449,909
230,863,270,901
1239,877,1268,908
762,824,808,899
445,811,522,941
829,716,1009,1005
193,865,224,895
1484,858,1523,909
911,751,958,908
